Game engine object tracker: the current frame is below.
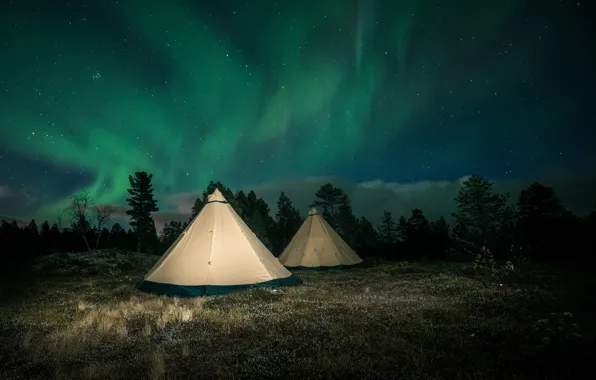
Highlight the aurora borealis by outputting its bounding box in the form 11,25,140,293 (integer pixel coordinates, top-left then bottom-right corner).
0,0,594,226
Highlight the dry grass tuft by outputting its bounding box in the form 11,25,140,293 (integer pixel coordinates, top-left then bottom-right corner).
0,260,593,379
148,348,166,380
21,330,32,349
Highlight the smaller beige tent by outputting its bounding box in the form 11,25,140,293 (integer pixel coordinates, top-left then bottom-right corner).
137,189,302,296
278,208,363,269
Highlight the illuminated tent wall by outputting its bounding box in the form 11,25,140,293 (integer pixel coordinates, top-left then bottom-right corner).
278,208,363,270
137,189,302,297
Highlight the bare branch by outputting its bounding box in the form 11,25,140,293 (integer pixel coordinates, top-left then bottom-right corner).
92,204,115,250
67,191,91,225
92,204,114,230
66,191,92,251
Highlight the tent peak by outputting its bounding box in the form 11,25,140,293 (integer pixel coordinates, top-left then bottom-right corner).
208,188,227,203
308,207,319,216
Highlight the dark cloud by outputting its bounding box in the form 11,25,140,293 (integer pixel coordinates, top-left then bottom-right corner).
0,184,51,223
3,169,595,233
238,169,596,225
0,215,27,227
109,169,596,231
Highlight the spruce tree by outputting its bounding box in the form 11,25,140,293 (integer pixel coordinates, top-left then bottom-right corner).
310,183,348,228
517,182,566,259
161,220,184,251
379,211,398,244
275,191,303,253
405,209,432,260
126,171,159,253
355,216,379,257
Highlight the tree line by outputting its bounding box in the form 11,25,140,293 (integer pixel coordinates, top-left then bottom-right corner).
1,172,595,274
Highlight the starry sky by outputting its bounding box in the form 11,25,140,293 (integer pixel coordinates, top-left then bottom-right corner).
0,0,594,228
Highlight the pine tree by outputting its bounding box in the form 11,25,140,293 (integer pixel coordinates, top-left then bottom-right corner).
126,171,159,253
355,216,379,257
518,182,565,221
50,223,61,252
309,183,347,228
517,182,566,259
431,216,451,259
234,190,249,218
126,228,138,251
109,223,126,249
453,174,510,252
23,219,40,257
274,191,303,254
405,209,432,260
161,220,184,251
40,220,51,254
147,219,159,254
243,191,275,247
379,211,398,244
397,216,408,242
336,195,357,245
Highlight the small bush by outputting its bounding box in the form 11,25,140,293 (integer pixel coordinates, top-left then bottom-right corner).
532,312,583,349
472,247,517,286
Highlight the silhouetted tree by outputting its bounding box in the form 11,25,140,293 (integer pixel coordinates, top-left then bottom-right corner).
354,216,380,257
556,210,587,260
0,221,17,257
109,223,126,249
50,223,61,252
378,211,398,259
274,192,302,254
23,219,40,257
452,174,512,257
517,182,565,260
66,191,93,251
397,216,408,242
0,220,26,275
39,220,51,254
379,211,398,244
585,206,596,257
91,204,114,250
244,191,276,248
430,216,451,259
147,219,160,254
335,195,358,246
126,228,138,251
310,183,347,227
404,209,432,260
161,220,185,251
234,190,249,218
126,172,159,253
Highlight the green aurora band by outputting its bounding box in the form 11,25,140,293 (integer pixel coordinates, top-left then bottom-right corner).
0,0,542,220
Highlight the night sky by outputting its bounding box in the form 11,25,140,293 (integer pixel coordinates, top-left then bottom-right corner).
0,0,594,228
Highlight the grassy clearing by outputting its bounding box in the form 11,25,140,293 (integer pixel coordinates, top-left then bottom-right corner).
0,255,593,379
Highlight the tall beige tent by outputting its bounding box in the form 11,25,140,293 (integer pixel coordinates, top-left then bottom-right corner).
137,189,302,296
278,208,363,270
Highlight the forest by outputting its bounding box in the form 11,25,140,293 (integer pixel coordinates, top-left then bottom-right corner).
2,173,595,379
1,172,595,273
